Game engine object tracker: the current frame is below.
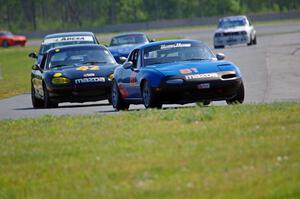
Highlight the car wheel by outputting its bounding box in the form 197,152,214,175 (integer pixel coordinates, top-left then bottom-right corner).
214,45,224,49
31,83,44,108
247,35,253,46
142,81,162,109
226,82,245,105
43,84,58,108
253,35,257,45
2,40,9,48
111,80,129,111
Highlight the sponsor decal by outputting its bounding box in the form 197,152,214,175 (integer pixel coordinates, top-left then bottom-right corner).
76,65,99,71
83,73,95,77
43,36,94,44
197,83,210,89
185,73,219,80
75,77,105,84
160,43,192,49
180,68,198,74
129,72,137,86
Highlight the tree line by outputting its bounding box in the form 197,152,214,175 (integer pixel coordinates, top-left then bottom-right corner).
0,0,299,32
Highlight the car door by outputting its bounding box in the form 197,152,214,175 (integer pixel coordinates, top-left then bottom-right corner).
123,49,141,99
32,54,47,98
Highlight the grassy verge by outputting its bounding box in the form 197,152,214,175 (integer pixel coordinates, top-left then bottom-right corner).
0,103,299,198
0,47,37,99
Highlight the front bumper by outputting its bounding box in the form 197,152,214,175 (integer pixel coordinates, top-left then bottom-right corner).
47,82,112,103
214,35,249,46
154,77,243,104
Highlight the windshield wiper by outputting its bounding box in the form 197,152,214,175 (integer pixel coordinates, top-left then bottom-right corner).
182,58,210,61
82,61,107,65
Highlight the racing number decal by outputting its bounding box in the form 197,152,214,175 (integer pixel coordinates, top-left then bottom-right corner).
76,66,100,71
180,68,198,74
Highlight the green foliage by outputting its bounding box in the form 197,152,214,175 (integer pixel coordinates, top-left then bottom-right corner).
0,103,299,198
0,46,37,99
0,0,299,32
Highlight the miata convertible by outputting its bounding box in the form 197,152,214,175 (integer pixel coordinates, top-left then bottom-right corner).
111,40,245,110
31,44,118,108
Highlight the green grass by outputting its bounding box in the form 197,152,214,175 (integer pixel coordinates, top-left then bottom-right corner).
0,47,37,99
0,103,299,198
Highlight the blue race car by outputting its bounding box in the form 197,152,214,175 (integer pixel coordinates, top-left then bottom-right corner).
111,40,244,110
108,32,152,64
31,44,118,108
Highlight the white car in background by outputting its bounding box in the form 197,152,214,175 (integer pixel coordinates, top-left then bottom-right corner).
213,16,257,49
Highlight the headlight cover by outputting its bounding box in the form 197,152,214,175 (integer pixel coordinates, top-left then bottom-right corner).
108,74,114,81
52,77,71,84
166,79,184,85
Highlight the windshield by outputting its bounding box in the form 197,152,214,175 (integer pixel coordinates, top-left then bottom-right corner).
110,34,147,46
143,43,215,66
48,48,116,69
0,32,13,36
39,36,96,54
218,19,246,29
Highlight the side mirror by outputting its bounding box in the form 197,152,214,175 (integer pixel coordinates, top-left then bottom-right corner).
28,52,38,59
123,61,133,69
119,56,127,64
216,53,225,60
32,64,43,72
150,39,156,42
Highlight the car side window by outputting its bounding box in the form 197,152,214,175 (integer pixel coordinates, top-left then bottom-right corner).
128,50,140,69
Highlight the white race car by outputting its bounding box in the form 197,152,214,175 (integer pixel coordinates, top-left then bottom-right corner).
213,16,257,49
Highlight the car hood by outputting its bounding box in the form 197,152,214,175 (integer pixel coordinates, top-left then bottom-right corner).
147,60,236,76
215,26,247,34
49,63,118,79
108,44,138,55
12,35,27,41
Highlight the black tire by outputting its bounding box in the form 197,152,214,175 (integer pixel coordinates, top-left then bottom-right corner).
2,40,9,48
43,84,58,108
214,45,224,49
247,35,253,46
226,82,245,105
111,81,129,111
31,83,44,108
142,81,162,109
253,35,257,45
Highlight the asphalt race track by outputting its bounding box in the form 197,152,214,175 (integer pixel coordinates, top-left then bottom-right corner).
1,22,300,119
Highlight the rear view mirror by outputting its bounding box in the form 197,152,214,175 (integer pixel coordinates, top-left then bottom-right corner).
119,57,127,64
123,61,133,69
216,53,225,60
28,52,38,59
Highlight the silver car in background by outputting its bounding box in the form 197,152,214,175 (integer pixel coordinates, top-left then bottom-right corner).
213,16,257,49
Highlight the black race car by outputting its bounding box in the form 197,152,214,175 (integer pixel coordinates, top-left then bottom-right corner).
31,44,118,108
28,32,99,65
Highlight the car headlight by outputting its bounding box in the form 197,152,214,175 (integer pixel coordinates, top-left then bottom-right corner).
241,31,247,35
108,74,114,81
166,79,183,84
52,77,71,84
215,33,222,37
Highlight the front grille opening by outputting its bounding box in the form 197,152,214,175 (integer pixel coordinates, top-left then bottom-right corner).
222,74,236,79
